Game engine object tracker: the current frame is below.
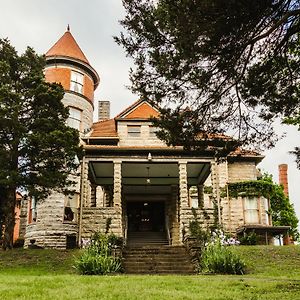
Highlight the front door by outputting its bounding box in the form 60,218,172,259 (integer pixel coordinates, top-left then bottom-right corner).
127,201,165,232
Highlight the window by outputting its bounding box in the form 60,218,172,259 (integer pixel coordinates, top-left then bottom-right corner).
244,197,259,224
127,125,141,137
28,196,37,224
70,70,84,94
64,193,79,222
149,126,159,137
67,107,82,130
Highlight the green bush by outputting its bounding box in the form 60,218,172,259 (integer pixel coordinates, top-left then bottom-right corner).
74,232,122,275
201,242,246,275
74,251,122,275
239,232,257,245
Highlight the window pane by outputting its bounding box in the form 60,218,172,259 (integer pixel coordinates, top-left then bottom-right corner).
71,71,84,84
245,210,259,223
244,198,258,209
64,194,79,222
128,125,141,137
69,107,81,120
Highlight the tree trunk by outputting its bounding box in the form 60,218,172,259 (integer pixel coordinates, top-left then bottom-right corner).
2,188,16,250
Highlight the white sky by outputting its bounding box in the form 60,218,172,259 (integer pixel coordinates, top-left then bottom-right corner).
0,1,299,227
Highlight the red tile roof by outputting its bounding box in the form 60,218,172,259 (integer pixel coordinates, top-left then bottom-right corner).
116,99,159,119
90,119,118,138
46,29,90,64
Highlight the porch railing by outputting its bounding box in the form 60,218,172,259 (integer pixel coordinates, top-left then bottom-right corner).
165,215,171,245
124,215,128,246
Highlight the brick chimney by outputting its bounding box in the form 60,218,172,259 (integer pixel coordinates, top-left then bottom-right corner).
278,164,289,197
98,100,110,121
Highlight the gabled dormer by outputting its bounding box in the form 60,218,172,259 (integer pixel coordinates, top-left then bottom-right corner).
115,99,164,147
86,99,165,147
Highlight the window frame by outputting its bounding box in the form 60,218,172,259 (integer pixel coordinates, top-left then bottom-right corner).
63,193,79,223
70,70,84,94
127,125,141,137
67,106,82,131
244,197,259,224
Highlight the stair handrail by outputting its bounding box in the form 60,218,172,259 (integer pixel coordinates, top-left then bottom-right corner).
124,215,128,246
165,215,171,245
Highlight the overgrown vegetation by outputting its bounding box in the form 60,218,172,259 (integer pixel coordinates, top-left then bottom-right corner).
74,232,123,275
201,241,246,275
228,174,299,240
189,211,245,275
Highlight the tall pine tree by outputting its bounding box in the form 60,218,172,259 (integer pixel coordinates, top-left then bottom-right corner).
0,39,81,249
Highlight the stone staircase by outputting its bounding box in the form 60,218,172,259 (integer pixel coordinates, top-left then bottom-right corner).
122,245,196,274
126,231,169,247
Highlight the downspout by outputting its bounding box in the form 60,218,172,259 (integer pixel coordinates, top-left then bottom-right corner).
78,156,85,248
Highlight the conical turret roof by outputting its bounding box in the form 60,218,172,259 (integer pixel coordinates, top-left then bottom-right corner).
46,27,89,64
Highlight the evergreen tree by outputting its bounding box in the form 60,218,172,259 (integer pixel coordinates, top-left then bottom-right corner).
116,0,300,153
0,39,81,249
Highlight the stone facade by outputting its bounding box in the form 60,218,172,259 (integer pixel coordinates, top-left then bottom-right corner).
21,30,275,249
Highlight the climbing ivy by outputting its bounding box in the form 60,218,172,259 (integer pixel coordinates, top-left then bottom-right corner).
228,174,299,240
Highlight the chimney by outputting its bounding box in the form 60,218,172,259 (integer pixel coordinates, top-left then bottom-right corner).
279,164,289,197
98,100,110,121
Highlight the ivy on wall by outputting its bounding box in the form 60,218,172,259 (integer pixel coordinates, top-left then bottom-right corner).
228,174,299,240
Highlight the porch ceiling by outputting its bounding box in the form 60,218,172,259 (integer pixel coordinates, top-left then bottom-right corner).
89,161,210,186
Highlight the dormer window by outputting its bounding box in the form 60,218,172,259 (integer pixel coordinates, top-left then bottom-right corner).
149,126,159,137
127,125,141,137
70,70,84,94
67,107,82,131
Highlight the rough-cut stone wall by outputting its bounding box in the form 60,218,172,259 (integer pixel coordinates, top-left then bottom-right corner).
63,92,93,134
228,161,257,182
24,173,81,249
221,195,270,234
117,121,166,147
181,207,215,237
81,207,123,239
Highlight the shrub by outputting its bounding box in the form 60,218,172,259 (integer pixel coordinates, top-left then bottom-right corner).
201,241,246,275
239,232,257,245
74,232,122,275
74,251,122,275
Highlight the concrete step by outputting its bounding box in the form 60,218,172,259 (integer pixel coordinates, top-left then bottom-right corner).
123,245,196,274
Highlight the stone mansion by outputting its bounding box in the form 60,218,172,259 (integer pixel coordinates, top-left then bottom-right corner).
18,28,288,249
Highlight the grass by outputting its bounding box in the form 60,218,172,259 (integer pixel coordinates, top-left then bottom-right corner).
0,246,300,299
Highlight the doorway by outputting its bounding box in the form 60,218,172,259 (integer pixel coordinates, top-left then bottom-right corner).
127,201,165,232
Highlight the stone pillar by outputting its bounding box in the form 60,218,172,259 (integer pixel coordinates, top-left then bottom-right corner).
170,185,180,245
113,161,123,237
197,184,204,208
79,159,89,246
81,161,89,208
113,161,122,208
211,160,222,225
179,161,189,243
90,184,97,207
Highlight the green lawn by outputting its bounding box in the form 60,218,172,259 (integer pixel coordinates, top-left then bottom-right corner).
0,246,300,300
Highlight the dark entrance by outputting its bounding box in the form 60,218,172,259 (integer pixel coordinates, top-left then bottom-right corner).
127,201,165,232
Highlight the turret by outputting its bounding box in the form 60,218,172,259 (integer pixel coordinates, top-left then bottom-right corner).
44,26,100,133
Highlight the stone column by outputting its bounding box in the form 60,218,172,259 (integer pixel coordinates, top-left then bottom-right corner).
90,184,97,207
113,161,123,237
113,161,122,208
179,161,189,243
78,158,89,246
197,184,204,208
211,160,222,225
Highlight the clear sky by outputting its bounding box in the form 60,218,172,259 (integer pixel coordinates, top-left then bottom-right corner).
0,1,299,226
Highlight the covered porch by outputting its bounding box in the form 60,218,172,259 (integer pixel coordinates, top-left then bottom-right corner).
78,153,219,246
